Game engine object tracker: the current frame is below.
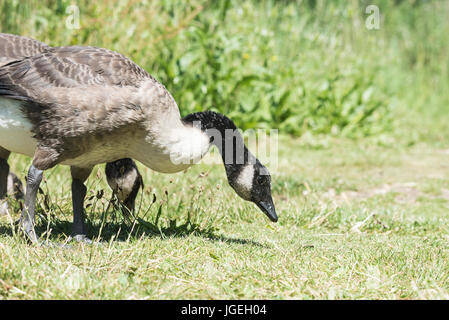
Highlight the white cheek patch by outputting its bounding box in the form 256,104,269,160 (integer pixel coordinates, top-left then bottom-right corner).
235,164,254,200
107,167,139,201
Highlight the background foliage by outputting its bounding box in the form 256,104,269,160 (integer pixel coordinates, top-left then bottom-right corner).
0,0,448,138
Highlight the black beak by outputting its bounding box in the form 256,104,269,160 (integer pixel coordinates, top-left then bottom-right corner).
255,198,278,222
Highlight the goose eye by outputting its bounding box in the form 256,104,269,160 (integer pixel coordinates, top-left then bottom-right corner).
256,175,264,184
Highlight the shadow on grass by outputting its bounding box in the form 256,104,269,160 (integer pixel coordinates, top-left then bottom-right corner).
0,213,270,248
0,223,14,237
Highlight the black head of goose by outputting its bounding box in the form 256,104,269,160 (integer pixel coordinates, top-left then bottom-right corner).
0,33,143,218
0,40,278,243
182,111,277,222
105,158,143,218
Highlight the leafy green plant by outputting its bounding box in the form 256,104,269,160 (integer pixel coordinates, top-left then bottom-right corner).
0,0,447,138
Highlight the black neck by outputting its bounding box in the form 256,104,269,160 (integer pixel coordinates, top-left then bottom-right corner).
182,111,254,173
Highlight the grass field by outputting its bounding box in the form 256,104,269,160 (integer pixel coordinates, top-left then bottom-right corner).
1,129,449,299
1,0,449,300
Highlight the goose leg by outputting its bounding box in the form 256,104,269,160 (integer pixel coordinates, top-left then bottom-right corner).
70,166,92,243
0,149,10,216
19,164,43,242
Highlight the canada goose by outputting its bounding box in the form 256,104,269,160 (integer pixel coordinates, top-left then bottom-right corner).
0,37,277,243
0,33,143,218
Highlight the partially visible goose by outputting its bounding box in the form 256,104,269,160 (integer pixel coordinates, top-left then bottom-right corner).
105,158,143,219
0,33,143,217
0,34,48,217
0,38,278,243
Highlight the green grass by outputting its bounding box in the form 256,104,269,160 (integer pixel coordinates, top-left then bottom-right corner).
1,136,449,299
1,0,449,299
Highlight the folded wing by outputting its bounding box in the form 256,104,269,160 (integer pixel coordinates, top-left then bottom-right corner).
0,42,151,103
0,33,49,66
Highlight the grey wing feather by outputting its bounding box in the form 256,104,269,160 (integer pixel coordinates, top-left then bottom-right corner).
0,36,151,103
50,46,151,86
0,59,36,101
0,33,49,61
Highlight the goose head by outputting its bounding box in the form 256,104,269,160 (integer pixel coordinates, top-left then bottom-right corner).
105,158,143,214
226,160,277,222
182,111,278,223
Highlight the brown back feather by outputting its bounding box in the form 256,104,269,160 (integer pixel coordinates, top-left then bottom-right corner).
0,35,152,104
0,33,49,62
